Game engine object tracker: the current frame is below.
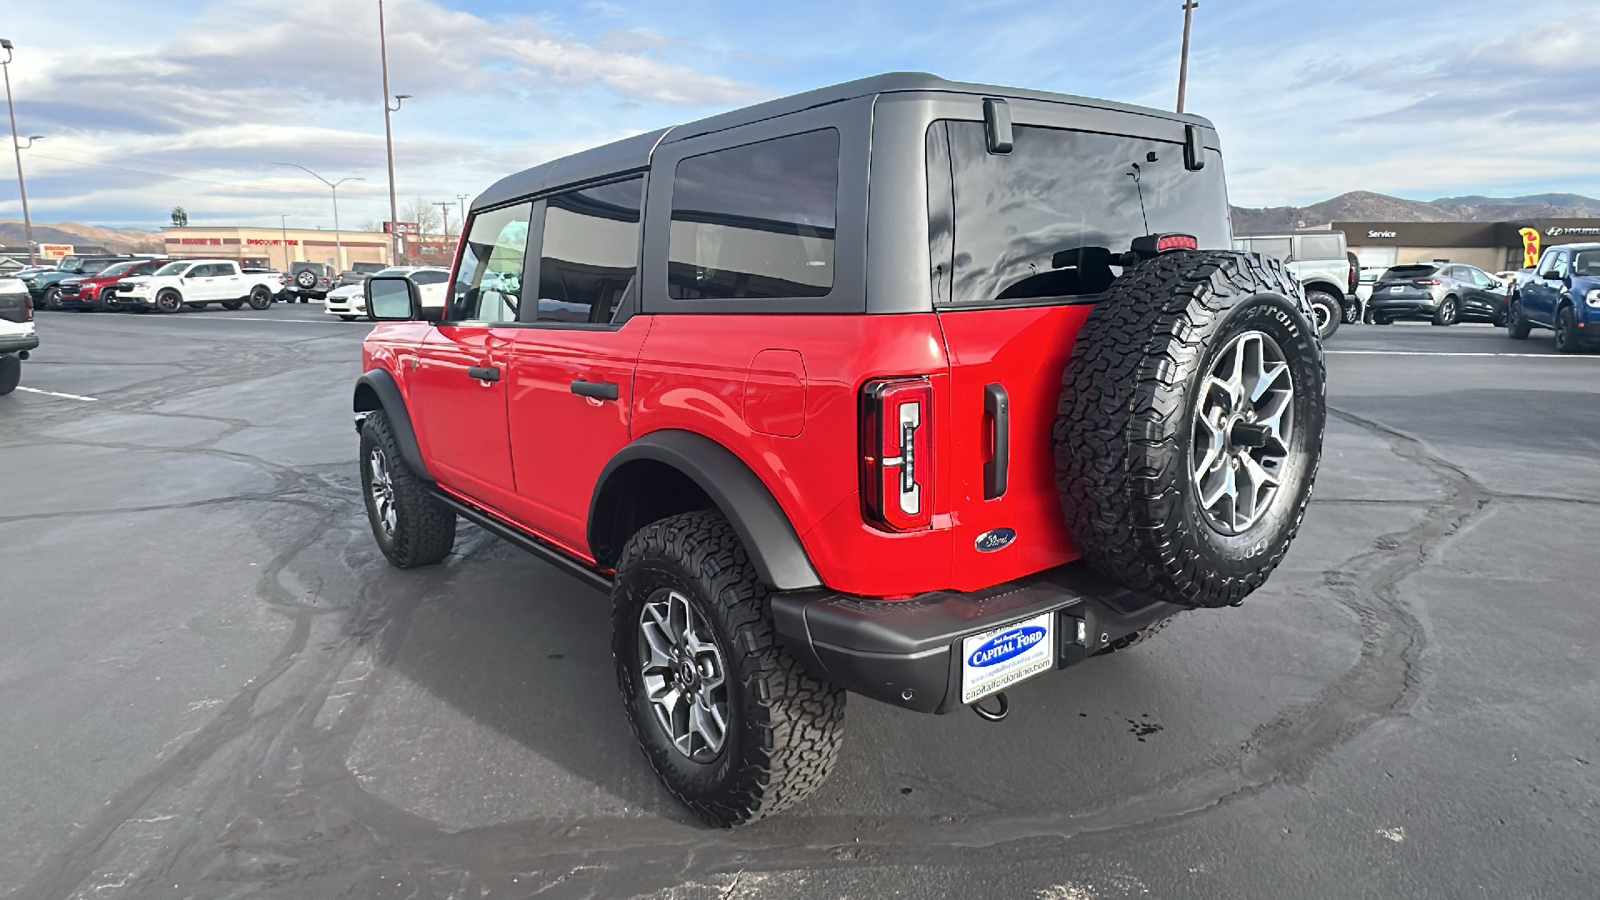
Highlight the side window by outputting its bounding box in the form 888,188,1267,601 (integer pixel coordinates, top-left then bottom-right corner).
1251,237,1292,261
219,262,240,276
1553,252,1570,279
454,203,532,323
1537,250,1560,278
668,128,839,300
536,176,643,324
1296,234,1343,261
189,264,213,278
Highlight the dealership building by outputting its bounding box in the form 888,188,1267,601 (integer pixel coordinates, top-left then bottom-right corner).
1336,219,1600,274
158,226,394,270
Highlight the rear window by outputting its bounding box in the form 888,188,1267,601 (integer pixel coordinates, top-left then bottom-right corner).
934,121,1229,306
1383,265,1437,279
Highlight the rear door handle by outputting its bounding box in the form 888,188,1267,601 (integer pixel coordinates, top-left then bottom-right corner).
983,383,1009,499
570,379,619,401
467,365,500,382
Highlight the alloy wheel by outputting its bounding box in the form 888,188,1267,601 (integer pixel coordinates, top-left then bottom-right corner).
1191,330,1295,535
638,589,729,763
367,446,397,537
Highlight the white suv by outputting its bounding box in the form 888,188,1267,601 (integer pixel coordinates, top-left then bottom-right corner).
324,266,452,321
120,259,282,312
1,277,38,396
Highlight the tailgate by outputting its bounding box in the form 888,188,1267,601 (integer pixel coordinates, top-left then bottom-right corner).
0,280,30,324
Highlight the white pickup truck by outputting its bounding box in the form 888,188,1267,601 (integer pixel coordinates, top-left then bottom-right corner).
117,259,283,313
0,276,38,396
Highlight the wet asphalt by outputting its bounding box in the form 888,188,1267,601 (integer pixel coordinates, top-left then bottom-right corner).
1,307,1597,899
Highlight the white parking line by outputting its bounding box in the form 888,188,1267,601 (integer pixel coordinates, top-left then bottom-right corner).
16,386,99,402
1326,349,1599,359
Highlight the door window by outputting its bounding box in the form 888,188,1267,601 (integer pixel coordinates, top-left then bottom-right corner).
1248,238,1292,261
189,264,215,278
668,129,839,300
1295,233,1343,261
454,203,532,323
536,176,643,323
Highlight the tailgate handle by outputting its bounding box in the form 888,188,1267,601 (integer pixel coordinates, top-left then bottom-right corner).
571,379,619,401
983,383,1009,500
467,365,500,382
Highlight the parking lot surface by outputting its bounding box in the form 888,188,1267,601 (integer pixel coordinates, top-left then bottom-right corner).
3,310,1596,899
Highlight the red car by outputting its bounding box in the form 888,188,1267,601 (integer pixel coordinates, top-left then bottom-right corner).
57,258,166,311
353,73,1327,826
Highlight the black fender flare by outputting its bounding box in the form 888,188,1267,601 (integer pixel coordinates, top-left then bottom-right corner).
1302,279,1348,304
590,430,822,591
353,369,433,482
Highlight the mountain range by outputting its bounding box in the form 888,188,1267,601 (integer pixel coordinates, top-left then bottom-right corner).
1230,191,1600,234
6,191,1600,256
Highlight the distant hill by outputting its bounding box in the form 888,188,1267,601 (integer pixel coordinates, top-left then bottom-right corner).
0,219,163,254
1231,191,1600,234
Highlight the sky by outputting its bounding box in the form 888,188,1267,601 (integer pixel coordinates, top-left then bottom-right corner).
1,0,1597,232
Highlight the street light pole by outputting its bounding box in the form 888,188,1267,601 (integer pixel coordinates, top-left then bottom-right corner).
1,39,38,266
1176,0,1198,114
274,163,363,271
378,0,410,267
457,193,469,225
434,200,451,257
280,214,291,271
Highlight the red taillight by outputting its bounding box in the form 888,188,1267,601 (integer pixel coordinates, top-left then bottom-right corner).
1413,279,1441,286
22,292,33,322
1156,234,1197,253
861,378,934,532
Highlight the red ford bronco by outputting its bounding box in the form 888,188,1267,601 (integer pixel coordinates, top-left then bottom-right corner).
354,73,1326,826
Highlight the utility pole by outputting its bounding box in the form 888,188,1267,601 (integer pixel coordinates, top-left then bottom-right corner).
434,200,452,262
1176,0,1198,114
280,215,291,271
1,39,37,266
378,0,407,267
457,193,469,225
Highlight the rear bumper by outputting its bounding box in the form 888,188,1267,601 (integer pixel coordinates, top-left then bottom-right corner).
0,333,40,355
772,562,1180,714
1369,297,1439,316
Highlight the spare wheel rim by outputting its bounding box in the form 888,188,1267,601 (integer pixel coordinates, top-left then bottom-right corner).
1190,330,1295,536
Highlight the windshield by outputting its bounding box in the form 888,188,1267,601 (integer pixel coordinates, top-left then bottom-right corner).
932,121,1230,306
98,261,140,278
155,262,191,276
1573,250,1600,277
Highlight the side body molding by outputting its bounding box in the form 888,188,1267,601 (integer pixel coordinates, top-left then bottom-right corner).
590,430,823,591
353,368,433,482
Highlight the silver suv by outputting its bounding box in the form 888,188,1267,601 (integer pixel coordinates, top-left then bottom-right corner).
1232,231,1355,338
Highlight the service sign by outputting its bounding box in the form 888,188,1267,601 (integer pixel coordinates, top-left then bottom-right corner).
960,612,1055,704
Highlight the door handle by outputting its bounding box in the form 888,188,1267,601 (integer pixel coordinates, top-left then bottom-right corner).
983,383,1009,500
570,379,619,401
467,365,500,382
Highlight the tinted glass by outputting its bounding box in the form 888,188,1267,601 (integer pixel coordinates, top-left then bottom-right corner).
1296,233,1343,261
1384,265,1437,279
454,203,531,323
1248,238,1293,261
537,176,643,323
1573,250,1600,276
81,260,113,275
156,262,189,276
410,269,449,285
941,122,1229,305
189,265,214,277
668,129,838,300
1552,252,1571,278
98,261,140,277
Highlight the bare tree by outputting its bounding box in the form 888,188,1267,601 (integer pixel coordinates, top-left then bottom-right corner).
400,197,442,236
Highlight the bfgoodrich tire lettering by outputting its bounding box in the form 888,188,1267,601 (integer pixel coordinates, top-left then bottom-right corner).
613,511,844,827
360,410,456,567
1055,250,1326,609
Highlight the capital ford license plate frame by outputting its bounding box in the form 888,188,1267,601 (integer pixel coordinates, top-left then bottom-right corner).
960,611,1055,705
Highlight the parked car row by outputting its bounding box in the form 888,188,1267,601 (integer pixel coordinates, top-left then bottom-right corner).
1365,262,1510,326
323,266,452,321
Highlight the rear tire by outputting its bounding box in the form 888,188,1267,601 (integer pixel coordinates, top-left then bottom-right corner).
0,355,20,396
613,511,845,827
1307,289,1341,340
246,287,272,310
221,299,244,310
1432,296,1458,326
1506,297,1532,339
1055,251,1326,610
359,410,456,568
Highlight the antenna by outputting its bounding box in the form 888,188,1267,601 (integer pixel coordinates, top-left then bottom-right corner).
1128,163,1150,234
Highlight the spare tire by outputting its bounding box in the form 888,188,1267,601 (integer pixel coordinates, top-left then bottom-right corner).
1055,251,1325,609
295,269,319,289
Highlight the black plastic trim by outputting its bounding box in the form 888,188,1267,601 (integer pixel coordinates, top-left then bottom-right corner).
590,430,823,590
983,383,1009,499
983,98,1013,153
352,369,433,483
0,334,40,355
771,562,1180,713
433,490,613,593
570,379,619,400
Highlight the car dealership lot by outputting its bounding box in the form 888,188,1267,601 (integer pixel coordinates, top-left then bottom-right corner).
2,311,1596,899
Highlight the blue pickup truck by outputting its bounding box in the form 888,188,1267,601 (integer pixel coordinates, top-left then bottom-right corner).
1507,243,1600,353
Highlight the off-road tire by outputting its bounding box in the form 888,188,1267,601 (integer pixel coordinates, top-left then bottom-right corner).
0,355,20,396
155,289,184,313
1096,615,1176,655
1306,289,1341,340
1555,306,1582,354
613,511,845,828
221,299,244,310
1055,251,1326,609
1432,296,1458,326
1506,296,1532,339
359,410,456,568
246,287,273,310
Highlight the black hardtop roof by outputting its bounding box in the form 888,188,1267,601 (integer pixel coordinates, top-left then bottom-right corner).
1554,242,1600,251
474,72,1216,212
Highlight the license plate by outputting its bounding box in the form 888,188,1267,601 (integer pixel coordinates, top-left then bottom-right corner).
960,612,1055,704
1390,286,1405,293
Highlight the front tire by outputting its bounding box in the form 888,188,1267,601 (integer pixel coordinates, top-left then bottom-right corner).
359,410,456,567
613,511,845,827
1506,296,1532,339
155,289,184,313
0,355,20,396
1307,289,1341,340
42,286,61,310
1056,251,1326,610
1555,306,1582,354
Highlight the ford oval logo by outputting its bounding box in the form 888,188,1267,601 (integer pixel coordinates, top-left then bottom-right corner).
975,528,1016,552
967,626,1047,668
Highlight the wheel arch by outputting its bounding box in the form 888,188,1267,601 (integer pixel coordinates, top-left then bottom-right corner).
353,368,432,482
1302,280,1346,304
589,430,822,591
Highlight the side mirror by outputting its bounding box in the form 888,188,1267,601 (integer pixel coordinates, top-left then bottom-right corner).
367,276,424,322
